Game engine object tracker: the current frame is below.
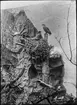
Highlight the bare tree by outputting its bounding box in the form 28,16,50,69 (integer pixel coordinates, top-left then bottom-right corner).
54,2,77,66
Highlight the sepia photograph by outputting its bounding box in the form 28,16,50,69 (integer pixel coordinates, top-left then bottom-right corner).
1,0,76,105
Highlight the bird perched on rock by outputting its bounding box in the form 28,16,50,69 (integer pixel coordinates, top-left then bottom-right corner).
42,24,52,35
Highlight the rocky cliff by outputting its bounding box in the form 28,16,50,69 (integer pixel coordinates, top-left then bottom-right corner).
1,8,76,105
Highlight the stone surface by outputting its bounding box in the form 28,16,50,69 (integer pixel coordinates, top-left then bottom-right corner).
1,1,76,104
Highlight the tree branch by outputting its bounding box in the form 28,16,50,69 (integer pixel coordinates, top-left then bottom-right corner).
16,42,25,47
37,79,54,89
67,3,72,61
54,36,77,66
54,2,77,66
63,81,76,88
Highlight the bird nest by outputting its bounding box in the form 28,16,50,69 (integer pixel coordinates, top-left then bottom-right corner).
22,38,50,63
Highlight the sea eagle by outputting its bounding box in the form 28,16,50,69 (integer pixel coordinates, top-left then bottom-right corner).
42,24,52,35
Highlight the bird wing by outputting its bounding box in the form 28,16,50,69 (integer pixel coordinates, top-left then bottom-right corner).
43,26,51,34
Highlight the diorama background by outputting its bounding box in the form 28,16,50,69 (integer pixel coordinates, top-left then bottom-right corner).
1,0,76,97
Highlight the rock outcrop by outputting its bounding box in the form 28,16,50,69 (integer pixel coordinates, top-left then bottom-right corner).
1,9,76,105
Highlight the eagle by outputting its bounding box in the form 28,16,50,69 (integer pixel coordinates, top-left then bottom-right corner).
42,24,52,35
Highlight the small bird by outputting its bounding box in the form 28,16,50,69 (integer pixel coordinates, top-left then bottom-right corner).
36,31,43,39
42,24,52,35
